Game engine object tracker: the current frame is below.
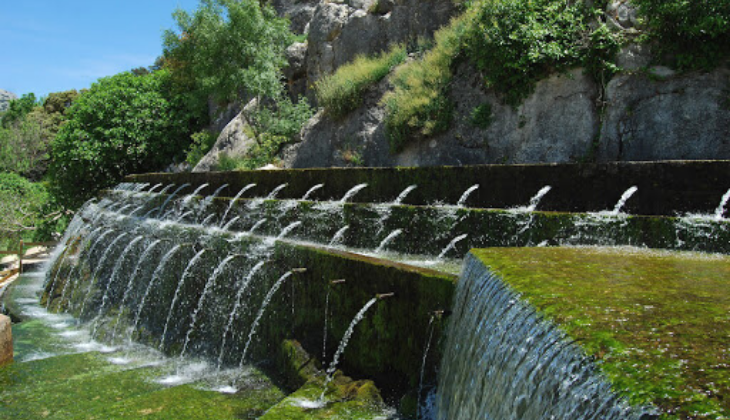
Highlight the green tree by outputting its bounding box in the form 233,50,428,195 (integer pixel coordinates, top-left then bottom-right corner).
0,172,52,248
1,93,38,128
50,70,204,208
162,0,294,103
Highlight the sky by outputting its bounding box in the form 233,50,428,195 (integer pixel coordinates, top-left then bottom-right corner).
1,0,200,99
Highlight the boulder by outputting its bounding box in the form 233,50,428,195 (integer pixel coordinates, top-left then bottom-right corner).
193,99,258,172
598,67,730,161
0,314,12,367
0,89,17,113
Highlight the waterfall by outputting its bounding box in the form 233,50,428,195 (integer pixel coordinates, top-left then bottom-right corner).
436,255,654,419
131,244,183,338
77,231,130,317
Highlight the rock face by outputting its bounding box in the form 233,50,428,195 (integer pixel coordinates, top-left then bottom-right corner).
0,90,17,113
0,314,12,367
194,100,257,172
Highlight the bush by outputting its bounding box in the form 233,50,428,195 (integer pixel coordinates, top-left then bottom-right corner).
0,173,53,247
316,45,406,118
381,13,471,152
470,102,493,129
185,130,219,166
464,0,619,106
632,0,730,69
50,70,204,208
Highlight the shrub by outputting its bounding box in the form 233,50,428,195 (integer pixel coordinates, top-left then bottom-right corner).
632,0,730,70
0,173,53,247
464,0,619,107
50,70,204,208
470,102,493,129
186,130,219,166
381,13,471,152
316,45,406,118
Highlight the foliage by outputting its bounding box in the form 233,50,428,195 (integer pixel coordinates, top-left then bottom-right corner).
632,0,730,70
49,70,204,208
464,0,620,107
0,172,54,247
162,0,294,103
185,130,219,166
217,133,287,170
316,45,407,119
1,93,38,128
469,102,493,129
247,94,314,140
381,13,471,152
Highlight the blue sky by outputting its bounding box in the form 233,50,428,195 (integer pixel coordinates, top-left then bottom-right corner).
1,0,200,98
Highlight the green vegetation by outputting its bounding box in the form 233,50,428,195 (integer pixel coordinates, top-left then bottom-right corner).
0,173,62,249
316,45,406,119
49,70,204,208
185,130,219,166
381,13,470,152
473,247,730,420
632,0,730,70
469,102,493,129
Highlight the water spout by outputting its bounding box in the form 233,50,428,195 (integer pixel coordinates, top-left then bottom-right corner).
131,245,183,339
267,183,288,200
393,185,417,205
456,185,479,207
339,183,368,204
220,183,256,226
375,229,402,253
277,221,302,240
608,186,638,216
302,183,325,201
437,234,468,259
221,216,240,231
328,226,349,247
524,185,552,212
150,183,190,218
714,188,730,221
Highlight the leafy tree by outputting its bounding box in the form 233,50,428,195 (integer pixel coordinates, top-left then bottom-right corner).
50,70,204,208
1,93,38,128
0,172,52,248
162,0,294,103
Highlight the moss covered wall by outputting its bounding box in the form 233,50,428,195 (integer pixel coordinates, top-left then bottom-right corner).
125,160,730,216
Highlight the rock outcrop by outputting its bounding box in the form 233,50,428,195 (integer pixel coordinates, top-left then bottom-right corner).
0,314,12,367
194,100,257,172
0,90,17,113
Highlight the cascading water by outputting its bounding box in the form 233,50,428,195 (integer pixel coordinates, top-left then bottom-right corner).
606,186,638,216
339,183,368,203
149,183,190,217
437,234,468,259
78,231,131,317
417,316,436,420
301,183,325,201
714,188,730,220
375,229,402,253
159,249,207,352
436,255,654,419
328,225,349,247
219,183,256,227
456,184,479,207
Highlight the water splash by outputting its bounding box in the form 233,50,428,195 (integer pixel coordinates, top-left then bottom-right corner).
267,183,288,200
131,245,183,339
339,183,368,204
160,249,207,352
221,216,241,231
394,185,417,205
375,229,402,253
302,183,325,201
456,185,479,207
181,183,210,206
249,218,267,234
78,231,130,317
149,183,190,218
522,185,552,212
200,214,217,226
437,234,468,259
277,221,301,240
607,186,638,216
181,254,239,358
319,297,379,402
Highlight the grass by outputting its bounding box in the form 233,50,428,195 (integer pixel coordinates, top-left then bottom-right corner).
315,44,406,119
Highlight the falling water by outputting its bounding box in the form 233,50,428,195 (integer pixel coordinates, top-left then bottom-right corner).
339,183,368,204
322,287,331,362
131,245,183,338
239,270,297,367
200,214,217,226
277,221,302,239
436,255,653,420
149,183,190,217
90,235,144,336
78,231,131,317
607,186,638,216
220,183,256,227
417,316,436,420
221,216,241,231
375,229,402,253
328,226,349,247
59,228,112,308
197,184,229,222
129,184,175,217
180,254,239,358
181,183,210,206
302,183,325,201
146,183,164,194
267,183,288,199
110,239,162,341
524,185,552,212
456,185,479,207
217,261,266,369
175,211,194,223
319,297,379,402
437,234,468,259
159,249,207,352
394,185,417,205
45,246,69,309
249,218,267,234
714,188,730,220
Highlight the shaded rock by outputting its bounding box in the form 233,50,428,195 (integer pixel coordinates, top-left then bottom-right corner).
193,100,258,172
284,42,309,100
598,67,730,161
0,89,17,113
0,314,12,367
272,0,318,34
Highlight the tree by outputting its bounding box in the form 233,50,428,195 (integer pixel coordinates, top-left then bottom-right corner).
1,93,38,128
162,0,294,103
0,172,51,248
49,70,204,208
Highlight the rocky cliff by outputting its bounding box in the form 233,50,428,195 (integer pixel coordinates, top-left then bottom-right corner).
196,0,730,171
0,90,17,113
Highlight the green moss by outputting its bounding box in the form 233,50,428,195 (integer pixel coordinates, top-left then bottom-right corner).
472,247,730,419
